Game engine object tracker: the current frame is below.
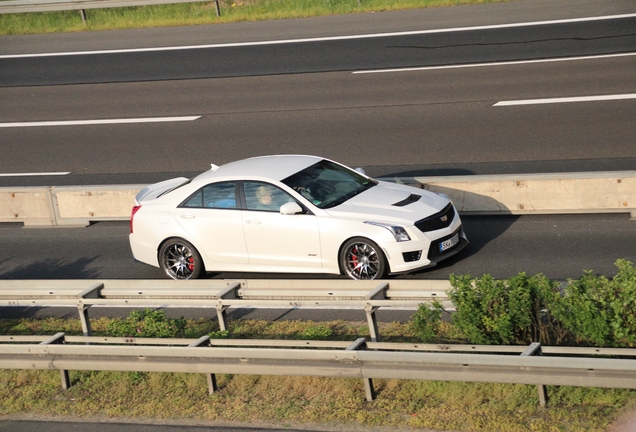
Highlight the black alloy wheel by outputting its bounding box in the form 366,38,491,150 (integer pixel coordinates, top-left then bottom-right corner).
340,237,387,280
159,238,204,280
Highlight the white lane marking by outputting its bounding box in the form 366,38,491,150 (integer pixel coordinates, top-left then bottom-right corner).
1,13,634,59
494,93,636,106
352,52,636,74
0,116,201,128
0,172,70,177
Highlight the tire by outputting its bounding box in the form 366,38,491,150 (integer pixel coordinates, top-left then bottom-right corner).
159,238,204,280
339,237,387,280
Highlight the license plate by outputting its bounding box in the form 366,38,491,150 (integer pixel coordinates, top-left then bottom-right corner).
439,233,459,252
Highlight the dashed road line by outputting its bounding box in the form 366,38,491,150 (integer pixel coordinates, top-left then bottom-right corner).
494,93,636,106
0,116,202,128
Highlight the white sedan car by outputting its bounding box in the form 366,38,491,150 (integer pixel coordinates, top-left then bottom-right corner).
129,155,468,280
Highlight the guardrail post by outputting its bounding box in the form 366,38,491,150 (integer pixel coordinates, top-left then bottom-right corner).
215,282,241,333
76,283,104,337
213,0,220,16
364,282,388,342
39,332,71,390
346,338,375,401
521,342,548,406
188,336,217,394
78,306,92,337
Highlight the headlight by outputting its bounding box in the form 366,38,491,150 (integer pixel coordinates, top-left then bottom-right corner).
364,222,411,242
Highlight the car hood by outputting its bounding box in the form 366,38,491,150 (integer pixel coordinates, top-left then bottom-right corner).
323,182,449,225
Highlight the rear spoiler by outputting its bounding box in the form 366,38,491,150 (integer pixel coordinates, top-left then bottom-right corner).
135,177,189,204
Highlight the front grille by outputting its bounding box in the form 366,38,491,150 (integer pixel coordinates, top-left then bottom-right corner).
402,250,422,263
415,203,455,232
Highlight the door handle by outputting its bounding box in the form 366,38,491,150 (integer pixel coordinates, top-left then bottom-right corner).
245,220,262,225
180,214,196,220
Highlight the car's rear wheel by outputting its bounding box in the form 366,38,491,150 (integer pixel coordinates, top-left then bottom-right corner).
340,237,386,280
159,238,204,280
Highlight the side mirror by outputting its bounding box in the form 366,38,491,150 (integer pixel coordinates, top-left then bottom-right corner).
355,167,366,175
280,202,303,215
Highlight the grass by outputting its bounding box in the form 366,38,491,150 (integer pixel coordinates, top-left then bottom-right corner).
0,0,507,35
1,315,635,431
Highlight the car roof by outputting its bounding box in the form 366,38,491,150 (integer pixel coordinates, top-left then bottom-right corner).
192,155,324,183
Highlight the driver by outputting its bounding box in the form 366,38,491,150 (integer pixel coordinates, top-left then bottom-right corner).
255,185,275,209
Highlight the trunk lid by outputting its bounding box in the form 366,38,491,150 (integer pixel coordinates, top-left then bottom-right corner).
135,177,189,204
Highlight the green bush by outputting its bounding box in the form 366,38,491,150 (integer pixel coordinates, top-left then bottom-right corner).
411,300,443,343
106,308,187,338
447,272,561,345
554,259,636,347
429,260,636,348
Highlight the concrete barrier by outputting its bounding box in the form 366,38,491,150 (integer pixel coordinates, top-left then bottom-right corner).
0,187,56,227
0,185,144,227
52,185,142,226
0,171,634,227
402,171,636,219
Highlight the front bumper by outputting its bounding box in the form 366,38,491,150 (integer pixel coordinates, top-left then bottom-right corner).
382,224,469,275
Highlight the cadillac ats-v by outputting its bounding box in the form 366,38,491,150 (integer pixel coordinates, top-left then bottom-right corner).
129,155,468,280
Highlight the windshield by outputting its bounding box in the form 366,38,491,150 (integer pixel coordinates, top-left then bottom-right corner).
282,160,377,209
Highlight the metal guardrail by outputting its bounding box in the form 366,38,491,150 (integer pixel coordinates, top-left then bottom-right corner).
0,0,222,20
2,333,636,407
0,279,453,342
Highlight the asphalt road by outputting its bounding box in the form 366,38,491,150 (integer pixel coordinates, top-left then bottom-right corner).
2,212,635,324
1,213,634,281
2,17,634,86
0,0,634,186
0,0,633,291
1,54,634,185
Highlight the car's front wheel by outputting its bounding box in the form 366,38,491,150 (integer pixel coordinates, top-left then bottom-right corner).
339,237,387,280
159,238,204,280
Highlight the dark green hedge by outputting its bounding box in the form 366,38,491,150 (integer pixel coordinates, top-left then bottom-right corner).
412,260,636,347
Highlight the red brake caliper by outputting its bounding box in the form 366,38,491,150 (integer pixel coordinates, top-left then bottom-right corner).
350,246,358,270
187,257,195,271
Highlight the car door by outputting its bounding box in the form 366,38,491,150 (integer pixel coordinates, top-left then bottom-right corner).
241,181,321,267
174,181,249,264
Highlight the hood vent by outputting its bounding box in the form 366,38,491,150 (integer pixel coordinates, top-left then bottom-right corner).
392,194,421,207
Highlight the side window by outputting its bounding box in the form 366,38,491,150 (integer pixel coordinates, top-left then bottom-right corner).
182,190,203,208
244,182,295,212
181,182,237,209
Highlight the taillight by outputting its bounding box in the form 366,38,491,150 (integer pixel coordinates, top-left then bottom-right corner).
130,205,141,233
